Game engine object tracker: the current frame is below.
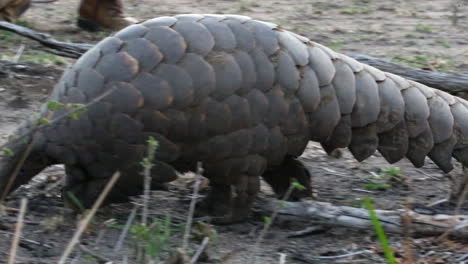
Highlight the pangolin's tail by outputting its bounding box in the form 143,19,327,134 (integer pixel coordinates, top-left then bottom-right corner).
302,42,467,173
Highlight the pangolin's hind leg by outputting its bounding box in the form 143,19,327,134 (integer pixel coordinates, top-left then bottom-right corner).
63,162,177,210
199,174,260,224
261,156,312,201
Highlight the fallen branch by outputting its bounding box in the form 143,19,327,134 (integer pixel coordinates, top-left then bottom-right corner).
0,21,91,59
1,21,468,96
257,199,468,239
348,53,468,97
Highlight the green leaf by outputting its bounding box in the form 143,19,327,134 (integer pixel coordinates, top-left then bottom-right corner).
291,179,306,190
1,147,14,157
36,118,51,125
363,198,397,264
363,183,392,190
47,100,65,111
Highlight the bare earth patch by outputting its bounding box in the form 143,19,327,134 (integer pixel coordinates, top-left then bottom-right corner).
1,0,468,263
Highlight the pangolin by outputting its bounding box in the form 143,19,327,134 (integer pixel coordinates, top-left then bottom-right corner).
1,14,467,222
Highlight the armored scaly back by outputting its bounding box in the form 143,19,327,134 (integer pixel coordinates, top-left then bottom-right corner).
0,14,466,220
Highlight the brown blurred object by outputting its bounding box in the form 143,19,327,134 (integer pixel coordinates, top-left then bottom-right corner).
0,0,30,22
0,0,137,31
77,0,137,31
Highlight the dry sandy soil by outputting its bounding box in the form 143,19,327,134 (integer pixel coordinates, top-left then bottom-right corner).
1,0,468,263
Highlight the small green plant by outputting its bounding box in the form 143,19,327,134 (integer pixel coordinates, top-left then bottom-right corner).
363,182,392,190
381,167,401,177
47,100,65,111
328,40,343,51
392,55,455,72
340,7,373,15
66,103,88,120
36,118,52,125
20,52,66,66
415,24,433,33
363,198,397,264
434,39,451,48
1,147,14,157
65,191,86,213
238,0,256,11
141,137,159,171
131,215,174,263
291,179,306,190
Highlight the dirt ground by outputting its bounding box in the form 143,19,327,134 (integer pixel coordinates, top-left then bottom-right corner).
1,0,468,263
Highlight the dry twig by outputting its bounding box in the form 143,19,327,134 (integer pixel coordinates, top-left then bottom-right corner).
113,205,138,253
57,172,121,264
8,198,27,264
182,162,203,251
258,199,468,239
190,237,209,264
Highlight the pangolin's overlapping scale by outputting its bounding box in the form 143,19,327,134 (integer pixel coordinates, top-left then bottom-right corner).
375,77,405,133
103,82,144,114
401,86,430,138
307,46,335,86
95,52,139,82
406,128,434,167
244,19,280,55
142,16,177,27
350,70,380,128
224,19,256,52
98,37,124,55
427,96,454,144
121,38,163,71
428,136,457,173
144,26,187,63
200,17,237,51
451,101,468,148
321,115,352,154
206,52,243,100
307,84,341,142
276,30,309,66
249,48,275,92
152,64,194,108
377,121,408,163
264,88,289,128
177,53,216,102
331,59,356,115
76,68,105,98
114,24,149,41
232,50,257,95
297,66,320,113
281,97,308,136
276,50,300,93
131,73,173,110
225,95,252,131
349,124,379,161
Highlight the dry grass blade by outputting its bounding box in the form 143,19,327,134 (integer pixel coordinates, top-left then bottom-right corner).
141,137,158,227
57,172,121,264
190,237,209,264
247,183,296,264
113,205,138,253
13,44,25,63
182,162,204,251
455,172,468,215
8,198,28,264
279,253,286,264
